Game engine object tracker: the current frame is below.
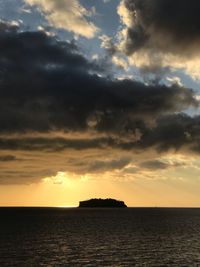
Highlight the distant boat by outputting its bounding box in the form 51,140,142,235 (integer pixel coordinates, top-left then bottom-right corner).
78,198,127,208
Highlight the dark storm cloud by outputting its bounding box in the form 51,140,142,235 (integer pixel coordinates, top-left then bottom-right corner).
137,114,200,153
0,21,199,152
1,114,200,155
0,136,115,151
0,22,197,135
122,0,200,56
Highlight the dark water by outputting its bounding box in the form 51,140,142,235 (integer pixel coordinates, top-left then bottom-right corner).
1,208,200,267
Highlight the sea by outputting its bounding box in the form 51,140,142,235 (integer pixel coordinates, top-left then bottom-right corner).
1,208,200,267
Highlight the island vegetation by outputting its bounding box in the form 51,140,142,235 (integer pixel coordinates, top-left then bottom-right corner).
79,198,127,208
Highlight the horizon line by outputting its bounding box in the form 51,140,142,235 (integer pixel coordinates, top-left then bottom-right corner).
1,206,200,209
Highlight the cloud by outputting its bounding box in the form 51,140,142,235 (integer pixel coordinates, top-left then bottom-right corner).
139,159,186,171
118,0,200,55
0,155,17,162
1,114,200,155
112,55,129,70
24,0,99,38
0,21,200,184
0,21,197,135
117,0,200,77
99,34,116,54
87,157,131,173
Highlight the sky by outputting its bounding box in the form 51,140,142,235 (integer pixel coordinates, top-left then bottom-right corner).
1,0,200,207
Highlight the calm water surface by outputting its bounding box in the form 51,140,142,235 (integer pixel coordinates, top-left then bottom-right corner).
1,208,200,266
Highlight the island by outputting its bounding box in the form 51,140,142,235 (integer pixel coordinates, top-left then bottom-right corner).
78,198,127,208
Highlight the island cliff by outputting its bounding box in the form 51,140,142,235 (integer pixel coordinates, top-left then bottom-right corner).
79,198,127,208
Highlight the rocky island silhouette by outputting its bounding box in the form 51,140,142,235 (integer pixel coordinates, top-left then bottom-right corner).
79,198,127,208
